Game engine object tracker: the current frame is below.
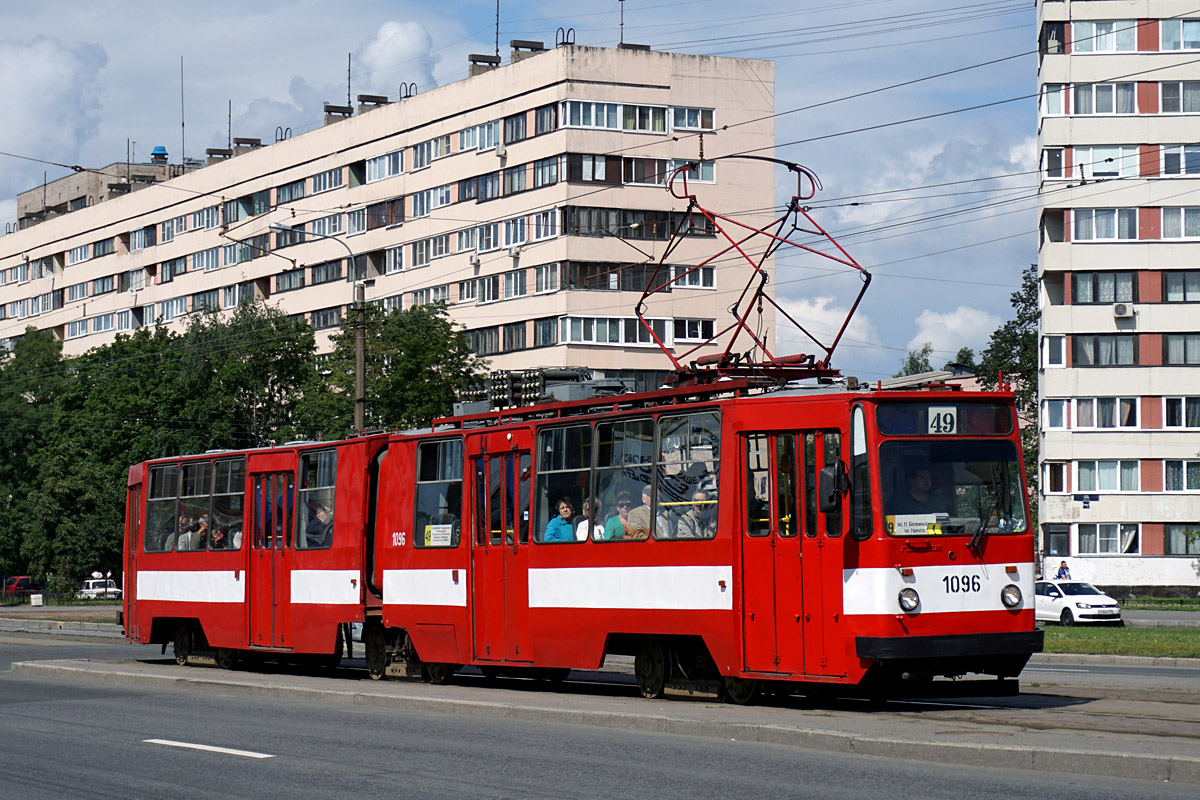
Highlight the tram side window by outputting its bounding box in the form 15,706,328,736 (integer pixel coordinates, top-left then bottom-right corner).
745,435,771,537
210,458,246,550
536,425,592,543
415,439,463,548
803,433,817,537
297,450,337,550
775,434,798,537
656,411,720,540
850,407,872,541
145,464,180,552
823,431,843,537
595,417,654,541
176,461,212,551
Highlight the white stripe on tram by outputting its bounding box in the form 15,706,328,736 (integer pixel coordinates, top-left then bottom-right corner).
842,563,1036,615
528,565,734,611
135,570,244,603
383,569,468,607
144,739,274,759
290,569,360,605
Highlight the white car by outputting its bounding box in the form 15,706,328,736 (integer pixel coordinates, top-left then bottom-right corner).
1034,580,1122,626
77,579,122,600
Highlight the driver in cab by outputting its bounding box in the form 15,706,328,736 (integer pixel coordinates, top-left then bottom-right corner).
885,466,951,516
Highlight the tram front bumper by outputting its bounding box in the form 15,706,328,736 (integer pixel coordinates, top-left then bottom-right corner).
856,630,1045,660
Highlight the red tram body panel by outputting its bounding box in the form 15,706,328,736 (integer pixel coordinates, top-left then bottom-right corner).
124,384,1042,695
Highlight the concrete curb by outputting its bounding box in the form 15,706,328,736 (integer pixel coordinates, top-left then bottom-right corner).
10,659,1200,785
0,617,123,638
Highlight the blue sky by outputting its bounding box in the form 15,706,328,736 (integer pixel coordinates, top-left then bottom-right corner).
0,0,1037,379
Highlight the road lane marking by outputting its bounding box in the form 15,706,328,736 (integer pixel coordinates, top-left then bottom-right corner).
144,738,274,759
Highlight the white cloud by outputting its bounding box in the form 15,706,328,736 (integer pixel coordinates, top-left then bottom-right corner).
776,295,882,359
356,20,439,96
906,306,1002,359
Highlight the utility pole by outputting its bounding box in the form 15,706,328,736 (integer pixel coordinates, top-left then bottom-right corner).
354,281,366,432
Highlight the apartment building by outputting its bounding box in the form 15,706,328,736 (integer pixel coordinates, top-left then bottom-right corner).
0,44,777,391
1037,1,1200,588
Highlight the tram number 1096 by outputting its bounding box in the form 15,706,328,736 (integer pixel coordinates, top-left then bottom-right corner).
943,574,982,593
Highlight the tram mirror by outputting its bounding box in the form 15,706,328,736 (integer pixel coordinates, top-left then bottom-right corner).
818,465,843,514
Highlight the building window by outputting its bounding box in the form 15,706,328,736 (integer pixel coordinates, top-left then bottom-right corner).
115,310,135,332
119,269,145,292
275,223,305,249
533,210,558,241
468,326,500,355
533,156,559,188
312,307,342,330
622,104,667,133
347,209,367,235
560,316,670,346
67,245,90,266
672,264,714,288
673,318,714,342
1043,399,1068,429
310,214,343,237
672,107,714,131
192,206,219,230
534,263,559,294
476,121,499,151
535,104,557,134
1162,81,1200,113
1165,524,1200,555
503,321,526,351
503,165,526,194
432,184,451,209
1073,208,1136,241
276,268,305,292
1073,334,1136,366
1044,148,1064,178
385,246,404,275
1162,145,1200,175
1075,397,1137,429
311,167,343,194
91,275,115,295
1077,523,1139,555
1162,18,1200,51
66,320,87,339
1164,397,1200,428
412,140,432,170
1164,333,1200,365
1074,83,1135,115
1162,207,1200,238
192,290,219,312
193,248,220,272
459,126,477,150
277,179,305,204
311,260,343,285
561,100,619,129
413,190,431,218
503,270,526,299
1165,460,1200,492
159,297,187,322
567,154,615,183
479,172,500,201
412,236,449,268
1163,269,1200,301
93,238,115,258
91,314,114,333
457,279,477,303
533,317,557,347
1044,462,1067,494
478,223,499,252
503,112,526,144
623,157,669,185
66,282,88,303
1075,145,1137,178
479,275,500,303
457,228,477,253
1073,271,1135,304
367,197,404,230
1072,20,1136,53
504,218,526,247
366,150,403,182
1076,460,1138,492
669,159,716,183
129,226,156,252
1043,84,1065,115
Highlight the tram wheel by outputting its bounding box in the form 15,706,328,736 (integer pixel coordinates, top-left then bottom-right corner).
634,638,667,699
365,626,388,680
721,676,761,706
1060,608,1075,627
173,623,191,667
423,663,456,685
215,648,238,670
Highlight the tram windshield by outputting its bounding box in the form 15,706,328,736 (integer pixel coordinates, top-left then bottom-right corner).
879,439,1026,537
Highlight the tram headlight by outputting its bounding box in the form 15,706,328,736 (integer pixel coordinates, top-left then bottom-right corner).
898,588,920,612
1000,584,1022,608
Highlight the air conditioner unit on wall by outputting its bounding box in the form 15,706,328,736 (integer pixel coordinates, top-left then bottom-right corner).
1113,302,1134,319
469,254,480,267
507,246,521,258
495,141,507,158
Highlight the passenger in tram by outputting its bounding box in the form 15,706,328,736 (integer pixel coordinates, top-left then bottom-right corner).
209,524,229,550
676,490,717,539
603,491,633,540
885,466,952,516
305,503,333,548
576,497,604,541
626,484,667,540
543,498,576,542
193,515,210,549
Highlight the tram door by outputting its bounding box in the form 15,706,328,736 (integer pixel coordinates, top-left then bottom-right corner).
124,481,143,641
741,434,803,673
800,430,847,677
249,471,294,648
468,432,533,663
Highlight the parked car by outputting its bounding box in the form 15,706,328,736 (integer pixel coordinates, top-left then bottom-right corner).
77,579,122,600
3,576,43,598
1034,580,1123,626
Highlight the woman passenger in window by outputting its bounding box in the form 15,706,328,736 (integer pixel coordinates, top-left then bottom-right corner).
603,491,633,540
544,498,575,542
576,497,603,541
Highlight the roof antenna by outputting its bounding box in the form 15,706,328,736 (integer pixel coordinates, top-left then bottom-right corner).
180,56,186,168
347,52,352,108
619,0,625,45
495,0,500,58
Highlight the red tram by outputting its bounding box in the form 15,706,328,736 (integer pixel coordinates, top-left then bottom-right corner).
122,380,1043,700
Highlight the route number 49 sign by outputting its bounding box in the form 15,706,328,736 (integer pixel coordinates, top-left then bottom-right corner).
927,406,957,434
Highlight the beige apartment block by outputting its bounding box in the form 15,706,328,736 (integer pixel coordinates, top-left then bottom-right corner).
1037,1,1200,588
0,45,777,392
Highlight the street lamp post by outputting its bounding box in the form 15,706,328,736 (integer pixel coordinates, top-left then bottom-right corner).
270,222,367,432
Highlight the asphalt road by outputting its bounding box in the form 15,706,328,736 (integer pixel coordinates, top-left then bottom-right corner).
2,652,1196,800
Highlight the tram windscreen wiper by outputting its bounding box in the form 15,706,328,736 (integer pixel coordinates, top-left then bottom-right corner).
970,465,1010,550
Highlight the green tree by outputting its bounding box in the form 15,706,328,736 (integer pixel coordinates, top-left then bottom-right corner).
977,264,1040,531
297,302,487,436
944,346,977,372
894,342,934,377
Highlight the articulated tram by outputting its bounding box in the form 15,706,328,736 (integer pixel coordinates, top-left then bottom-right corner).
122,379,1043,701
